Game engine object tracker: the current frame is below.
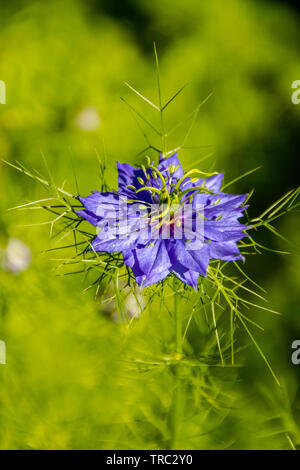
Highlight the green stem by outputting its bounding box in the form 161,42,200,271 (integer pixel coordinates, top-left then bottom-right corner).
175,294,182,355
170,291,182,449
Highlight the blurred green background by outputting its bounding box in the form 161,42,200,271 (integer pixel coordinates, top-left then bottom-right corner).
0,0,300,449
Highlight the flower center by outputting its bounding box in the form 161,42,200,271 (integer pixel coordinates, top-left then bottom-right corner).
126,161,217,209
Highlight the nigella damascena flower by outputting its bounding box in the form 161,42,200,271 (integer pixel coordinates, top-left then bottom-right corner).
76,153,249,289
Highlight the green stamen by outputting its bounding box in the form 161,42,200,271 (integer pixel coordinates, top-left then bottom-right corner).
180,186,214,197
136,186,161,195
175,169,217,192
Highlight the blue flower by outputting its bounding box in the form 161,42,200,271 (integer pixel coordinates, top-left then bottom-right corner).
76,153,249,289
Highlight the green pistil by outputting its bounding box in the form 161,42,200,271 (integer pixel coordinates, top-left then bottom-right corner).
149,166,168,190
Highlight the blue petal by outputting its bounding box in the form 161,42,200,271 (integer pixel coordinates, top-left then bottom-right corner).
123,242,171,287
135,239,171,275
171,266,199,290
75,209,100,226
188,173,224,194
77,191,122,226
204,220,248,231
158,152,184,180
117,161,153,203
117,162,140,189
136,268,171,288
168,240,209,276
204,194,248,213
209,241,244,261
91,236,137,253
204,226,246,242
205,208,248,222
203,173,224,192
78,191,119,213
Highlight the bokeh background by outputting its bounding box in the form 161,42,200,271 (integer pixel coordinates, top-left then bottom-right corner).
0,0,300,449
